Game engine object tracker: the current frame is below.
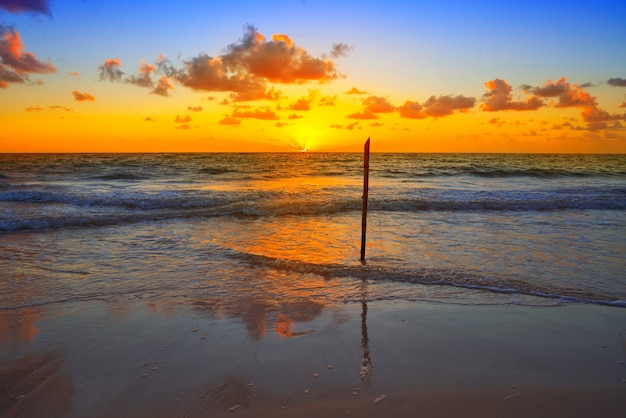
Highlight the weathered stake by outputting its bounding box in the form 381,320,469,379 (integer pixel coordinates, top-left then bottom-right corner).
360,137,370,261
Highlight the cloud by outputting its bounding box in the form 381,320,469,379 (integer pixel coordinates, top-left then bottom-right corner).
187,106,203,112
287,113,303,120
524,77,626,128
362,96,395,113
72,91,95,102
289,97,311,111
532,77,595,108
619,102,626,108
104,57,174,96
126,62,154,88
144,117,155,122
397,94,475,119
98,58,124,82
105,25,343,101
219,115,241,125
481,78,543,111
174,115,191,123
0,26,56,88
178,25,339,96
25,106,42,111
329,43,352,58
151,76,174,96
580,107,626,123
176,124,190,130
319,95,336,106
396,100,426,119
346,121,359,130
289,89,319,111
488,117,504,126
349,95,395,119
0,0,51,15
68,71,79,78
347,110,379,119
422,95,475,117
608,77,626,87
345,87,367,95
49,105,73,112
232,106,279,120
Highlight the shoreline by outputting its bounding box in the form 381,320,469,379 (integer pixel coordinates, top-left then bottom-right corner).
1,299,625,417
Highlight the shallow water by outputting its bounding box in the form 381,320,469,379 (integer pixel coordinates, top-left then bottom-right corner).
1,153,625,309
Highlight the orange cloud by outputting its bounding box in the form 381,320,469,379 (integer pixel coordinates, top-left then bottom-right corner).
127,62,155,88
152,76,174,96
271,34,294,48
232,107,279,120
397,100,426,119
526,77,626,128
288,89,320,111
362,96,395,113
422,95,475,117
481,78,543,111
49,105,73,112
72,90,95,101
345,87,367,94
98,58,124,82
581,107,625,123
174,115,191,123
68,71,79,78
532,78,595,108
348,95,395,119
319,95,336,106
106,25,342,101
0,26,56,88
25,106,43,111
187,106,203,112
287,113,303,119
347,110,379,119
289,97,311,111
219,115,241,125
488,117,505,126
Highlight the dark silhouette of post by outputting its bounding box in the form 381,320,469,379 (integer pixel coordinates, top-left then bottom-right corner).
360,138,370,261
360,290,372,383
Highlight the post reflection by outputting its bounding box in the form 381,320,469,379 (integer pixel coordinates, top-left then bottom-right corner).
359,278,372,384
0,308,39,350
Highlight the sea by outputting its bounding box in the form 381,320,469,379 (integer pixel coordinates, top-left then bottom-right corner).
1,153,625,312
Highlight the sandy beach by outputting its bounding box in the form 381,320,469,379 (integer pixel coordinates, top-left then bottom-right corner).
1,299,625,417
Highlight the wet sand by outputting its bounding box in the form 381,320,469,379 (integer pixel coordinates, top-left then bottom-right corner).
1,299,625,417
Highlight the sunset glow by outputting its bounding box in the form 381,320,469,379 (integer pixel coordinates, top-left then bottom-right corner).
1,1,625,153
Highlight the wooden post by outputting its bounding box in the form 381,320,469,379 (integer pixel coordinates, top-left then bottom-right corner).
360,138,370,261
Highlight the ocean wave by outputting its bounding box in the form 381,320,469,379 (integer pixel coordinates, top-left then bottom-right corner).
2,185,625,233
227,251,626,307
376,165,626,179
198,167,241,175
92,172,146,181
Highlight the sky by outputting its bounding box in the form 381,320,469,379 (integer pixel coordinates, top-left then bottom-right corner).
1,0,626,153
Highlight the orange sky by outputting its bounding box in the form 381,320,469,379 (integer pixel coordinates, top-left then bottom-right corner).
1,1,626,153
